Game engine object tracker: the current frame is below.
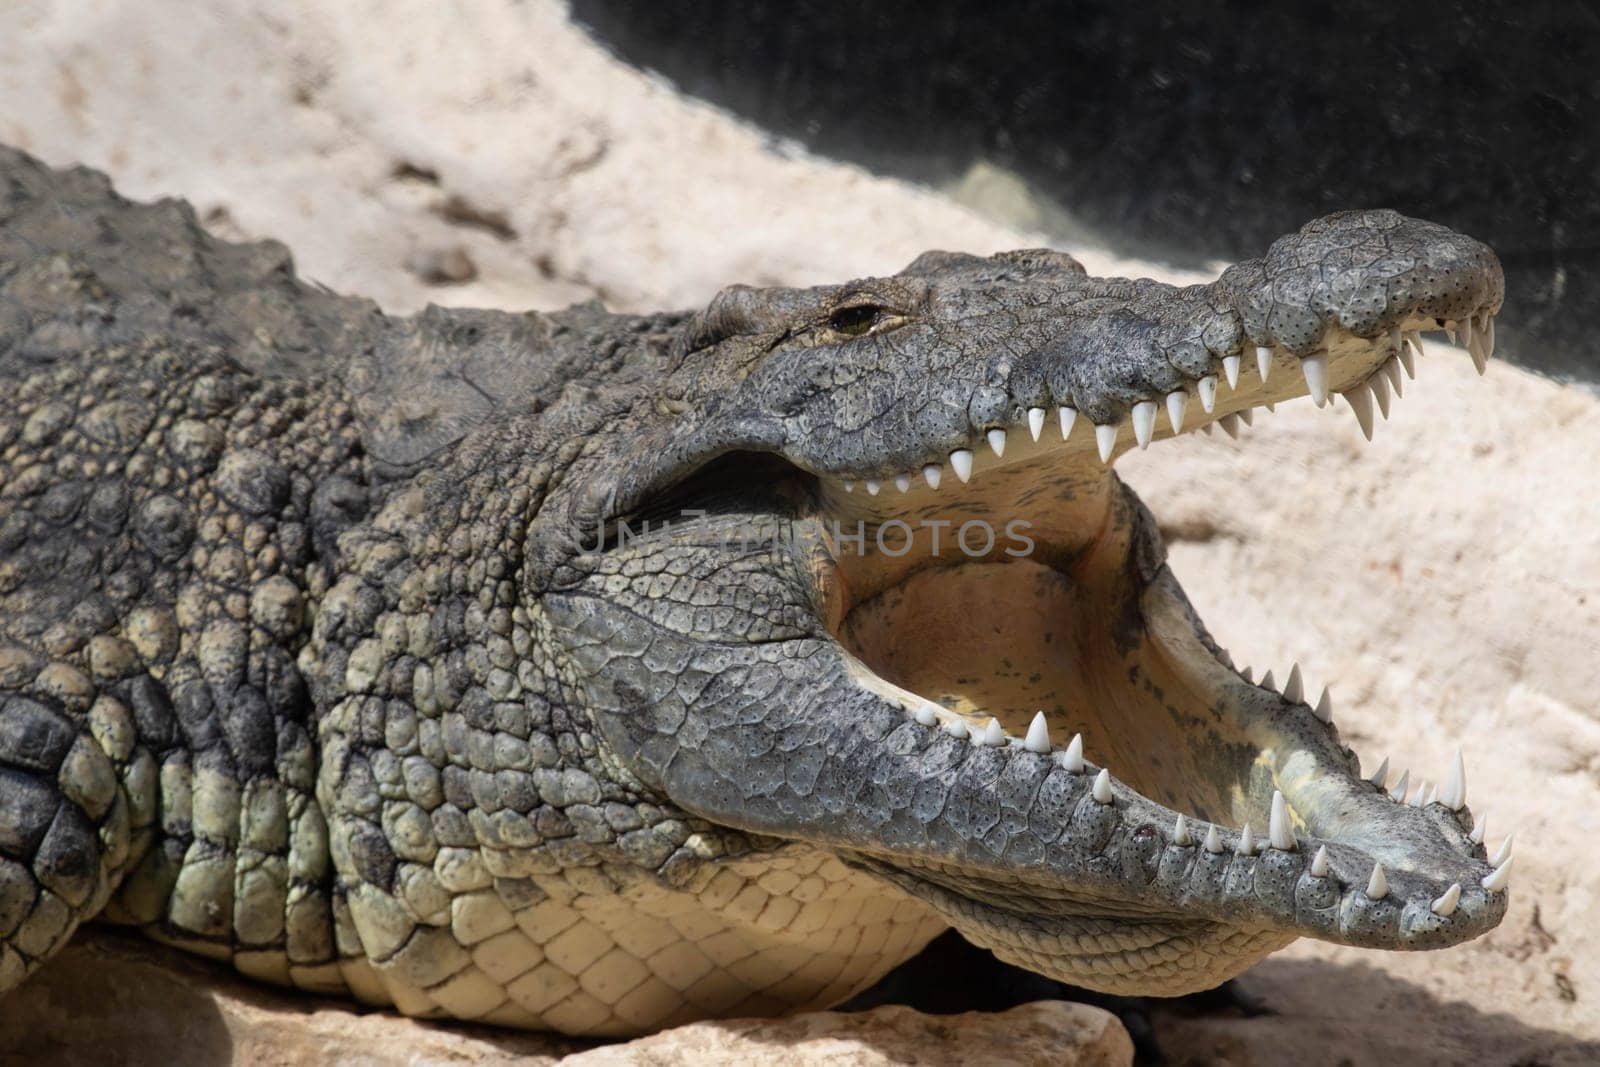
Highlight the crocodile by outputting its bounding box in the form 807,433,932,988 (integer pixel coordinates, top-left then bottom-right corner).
0,146,1513,1036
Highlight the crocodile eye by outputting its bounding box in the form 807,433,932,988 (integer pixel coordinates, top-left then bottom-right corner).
828,304,881,337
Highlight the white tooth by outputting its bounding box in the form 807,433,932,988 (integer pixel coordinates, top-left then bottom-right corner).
844,481,855,493
923,464,943,489
1024,710,1051,754
1270,790,1297,851
1063,733,1085,773
1313,687,1333,723
1132,400,1158,448
1237,823,1256,855
1092,768,1113,804
1405,329,1425,357
895,474,911,493
981,717,1005,746
1219,413,1242,439
1382,356,1404,398
987,428,1007,457
1469,811,1488,845
950,449,974,483
914,703,939,726
1241,666,1254,683
1256,345,1273,383
1469,346,1488,376
1344,382,1376,441
1490,833,1514,869
1365,863,1389,900
1260,669,1276,692
1440,749,1466,811
1484,316,1496,359
1444,321,1457,345
866,480,881,495
1389,768,1410,802
1388,325,1403,354
1173,813,1193,847
1283,663,1304,704
1410,779,1428,807
1432,882,1462,917
1481,855,1513,893
1198,375,1218,413
1302,353,1329,407
1204,825,1224,853
1459,317,1474,349
945,718,969,740
1398,344,1416,379
1095,423,1118,463
1310,844,1330,878
1166,390,1189,433
1424,783,1438,806
1027,407,1046,442
1369,370,1391,419
1059,406,1077,440
1223,354,1241,389
1367,755,1390,788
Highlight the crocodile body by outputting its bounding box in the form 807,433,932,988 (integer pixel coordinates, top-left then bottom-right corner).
0,147,1511,1035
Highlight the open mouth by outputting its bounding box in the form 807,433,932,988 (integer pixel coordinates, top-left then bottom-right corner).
796,315,1512,986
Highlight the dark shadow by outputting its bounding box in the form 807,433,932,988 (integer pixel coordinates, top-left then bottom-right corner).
843,930,1600,1066
570,1,1600,390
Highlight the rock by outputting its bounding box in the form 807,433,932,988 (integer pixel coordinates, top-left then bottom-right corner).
566,1001,1132,1066
0,928,1131,1066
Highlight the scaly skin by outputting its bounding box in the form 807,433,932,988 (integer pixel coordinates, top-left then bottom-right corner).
0,147,1510,1035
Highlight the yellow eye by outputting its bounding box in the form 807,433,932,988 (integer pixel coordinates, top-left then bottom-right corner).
829,305,880,336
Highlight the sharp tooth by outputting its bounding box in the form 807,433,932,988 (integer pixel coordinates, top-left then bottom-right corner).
1059,406,1078,440
914,703,939,726
1204,825,1224,853
1200,423,1214,436
1270,790,1297,850
1369,370,1391,419
1256,345,1273,382
1260,669,1276,692
1382,356,1404,398
1444,321,1457,345
1302,354,1329,407
1481,855,1513,893
1410,779,1428,807
1198,375,1218,413
1424,783,1438,806
1237,823,1256,855
1440,749,1466,811
1310,844,1330,877
1173,813,1193,846
950,449,974,483
1092,768,1114,804
1223,354,1241,389
1166,390,1189,433
1469,343,1489,376
1404,330,1425,359
895,474,911,493
945,718,969,740
1219,412,1242,439
1398,344,1416,379
1313,686,1333,723
1490,833,1514,869
1027,406,1046,442
1470,811,1489,845
1365,863,1389,900
1367,755,1390,788
1095,423,1118,463
1218,647,1234,668
923,464,943,489
866,480,881,495
1283,663,1304,704
844,482,855,493
1024,710,1051,753
1483,316,1496,358
1432,882,1462,917
987,428,1007,457
1132,400,1158,448
1459,317,1474,349
1344,382,1376,440
981,717,1006,746
1237,406,1254,426
1241,666,1254,683
1389,325,1403,354
1388,768,1410,802
1063,733,1085,773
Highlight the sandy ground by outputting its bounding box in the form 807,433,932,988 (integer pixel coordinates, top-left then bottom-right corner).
2,2,1597,1064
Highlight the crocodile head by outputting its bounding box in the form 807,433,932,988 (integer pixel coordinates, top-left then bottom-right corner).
542,209,1509,997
